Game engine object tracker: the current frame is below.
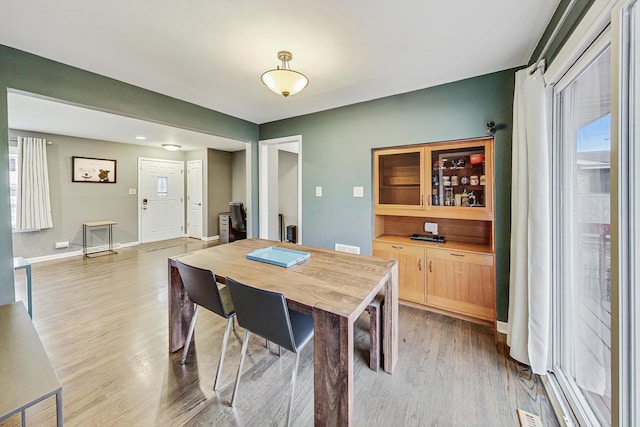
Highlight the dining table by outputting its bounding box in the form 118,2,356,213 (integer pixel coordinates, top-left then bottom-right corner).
167,238,398,426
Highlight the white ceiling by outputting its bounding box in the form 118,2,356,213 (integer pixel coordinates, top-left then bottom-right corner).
8,92,248,152
2,0,559,141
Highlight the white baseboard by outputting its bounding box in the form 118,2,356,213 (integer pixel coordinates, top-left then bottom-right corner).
26,241,139,263
201,235,220,242
497,321,508,335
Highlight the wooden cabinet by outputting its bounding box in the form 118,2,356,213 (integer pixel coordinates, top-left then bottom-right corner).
372,137,496,326
426,248,495,321
373,241,425,303
373,138,494,221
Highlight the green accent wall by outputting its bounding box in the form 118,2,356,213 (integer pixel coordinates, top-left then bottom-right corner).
259,69,517,321
0,44,259,306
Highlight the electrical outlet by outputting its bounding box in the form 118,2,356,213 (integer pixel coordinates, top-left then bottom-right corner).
315,186,323,197
353,186,364,198
424,222,438,235
55,241,69,249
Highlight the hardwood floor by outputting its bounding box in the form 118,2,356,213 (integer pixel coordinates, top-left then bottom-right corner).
6,238,559,426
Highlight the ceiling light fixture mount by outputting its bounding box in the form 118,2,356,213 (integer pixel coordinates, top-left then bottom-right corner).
162,144,181,151
261,50,309,98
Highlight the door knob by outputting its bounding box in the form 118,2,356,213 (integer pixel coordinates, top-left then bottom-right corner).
142,198,148,210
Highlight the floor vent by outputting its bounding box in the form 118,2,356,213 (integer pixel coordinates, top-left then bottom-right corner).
517,409,544,427
334,243,360,255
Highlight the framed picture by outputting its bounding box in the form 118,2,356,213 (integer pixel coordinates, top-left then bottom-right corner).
72,156,117,183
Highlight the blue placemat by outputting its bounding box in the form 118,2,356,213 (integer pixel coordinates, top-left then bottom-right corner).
246,246,310,268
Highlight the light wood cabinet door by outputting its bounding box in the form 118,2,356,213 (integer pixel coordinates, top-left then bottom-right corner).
426,249,495,321
373,241,426,304
423,138,494,220
373,147,425,211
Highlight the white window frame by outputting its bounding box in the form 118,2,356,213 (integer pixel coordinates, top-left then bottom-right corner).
611,0,639,425
544,0,639,425
551,30,612,427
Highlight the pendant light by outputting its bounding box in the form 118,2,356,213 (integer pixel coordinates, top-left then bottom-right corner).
261,51,309,97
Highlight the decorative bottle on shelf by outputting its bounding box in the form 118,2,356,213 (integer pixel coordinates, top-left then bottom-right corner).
461,188,470,207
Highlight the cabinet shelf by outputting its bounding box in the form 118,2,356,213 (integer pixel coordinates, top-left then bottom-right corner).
384,176,421,186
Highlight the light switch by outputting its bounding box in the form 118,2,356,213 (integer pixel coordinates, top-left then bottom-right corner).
353,186,364,198
129,188,137,195
315,186,323,197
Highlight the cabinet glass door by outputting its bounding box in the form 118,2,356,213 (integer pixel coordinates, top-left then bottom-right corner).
375,148,424,209
427,142,491,214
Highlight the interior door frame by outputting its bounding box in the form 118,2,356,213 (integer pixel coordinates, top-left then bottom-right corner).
258,135,302,243
137,157,185,244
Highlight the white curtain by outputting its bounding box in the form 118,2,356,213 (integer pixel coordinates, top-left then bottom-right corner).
507,67,551,375
16,137,53,231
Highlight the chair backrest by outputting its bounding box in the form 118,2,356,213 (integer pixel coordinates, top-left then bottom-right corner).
229,202,246,233
176,260,233,318
225,277,297,352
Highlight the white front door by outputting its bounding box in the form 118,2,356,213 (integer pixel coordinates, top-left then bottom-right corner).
187,160,203,239
139,158,184,243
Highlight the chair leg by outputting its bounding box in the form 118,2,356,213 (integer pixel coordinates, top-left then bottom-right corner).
286,351,301,427
231,330,251,407
181,305,200,365
265,339,281,357
213,316,234,390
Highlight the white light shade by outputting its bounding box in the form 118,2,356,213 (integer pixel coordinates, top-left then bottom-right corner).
162,144,181,151
261,69,309,97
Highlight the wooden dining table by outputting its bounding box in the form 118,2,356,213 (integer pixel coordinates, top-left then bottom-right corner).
167,238,398,426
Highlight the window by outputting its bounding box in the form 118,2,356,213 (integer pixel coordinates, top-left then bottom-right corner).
553,38,612,425
8,147,17,229
157,176,168,197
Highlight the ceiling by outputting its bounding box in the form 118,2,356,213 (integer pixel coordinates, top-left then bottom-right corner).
8,92,248,152
2,0,559,145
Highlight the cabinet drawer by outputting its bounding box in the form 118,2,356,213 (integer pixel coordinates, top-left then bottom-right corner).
426,248,493,266
373,241,424,257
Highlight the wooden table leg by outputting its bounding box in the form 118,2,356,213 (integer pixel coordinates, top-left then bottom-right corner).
312,308,353,426
383,262,398,373
168,259,194,353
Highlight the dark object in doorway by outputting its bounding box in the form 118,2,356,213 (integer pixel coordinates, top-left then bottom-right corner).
229,202,247,241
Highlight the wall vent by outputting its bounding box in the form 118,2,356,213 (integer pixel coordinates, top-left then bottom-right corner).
334,243,360,255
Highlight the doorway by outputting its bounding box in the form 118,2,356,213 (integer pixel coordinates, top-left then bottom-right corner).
258,135,302,242
186,159,203,239
138,158,184,243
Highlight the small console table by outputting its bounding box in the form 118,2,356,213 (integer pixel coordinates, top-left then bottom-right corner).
82,220,118,258
0,302,63,426
13,257,32,318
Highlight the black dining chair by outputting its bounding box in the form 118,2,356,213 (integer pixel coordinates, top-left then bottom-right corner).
225,277,314,427
175,260,235,391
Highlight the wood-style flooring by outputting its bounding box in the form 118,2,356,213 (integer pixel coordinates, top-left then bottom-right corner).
5,238,559,426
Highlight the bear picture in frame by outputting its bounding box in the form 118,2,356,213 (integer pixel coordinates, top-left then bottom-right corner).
72,156,117,183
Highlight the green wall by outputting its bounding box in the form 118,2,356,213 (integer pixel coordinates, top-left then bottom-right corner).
0,44,259,305
259,69,517,321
